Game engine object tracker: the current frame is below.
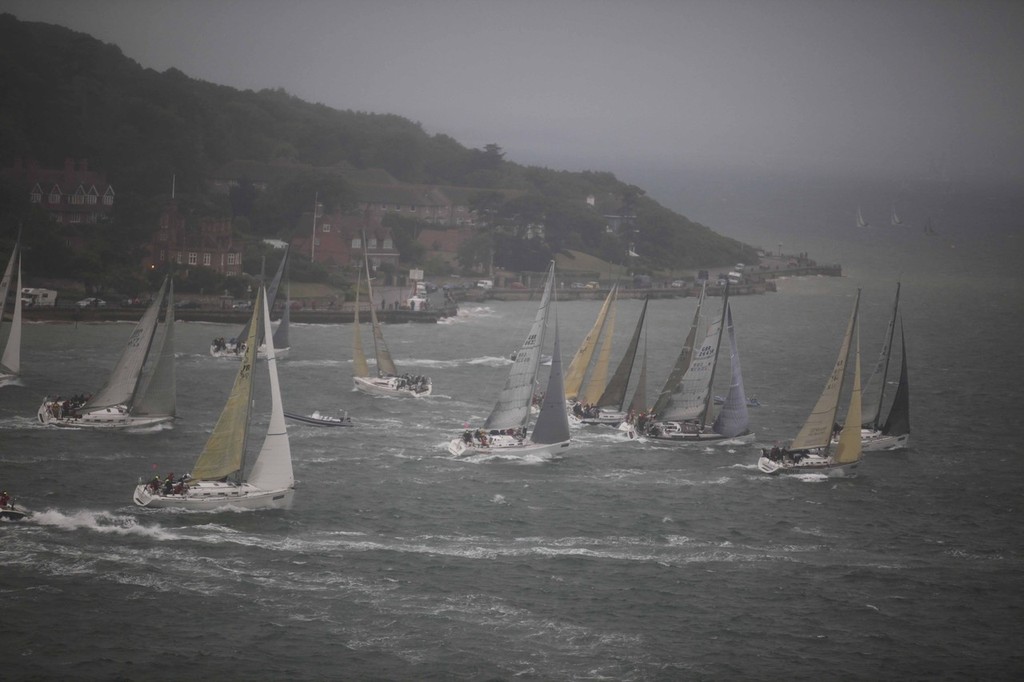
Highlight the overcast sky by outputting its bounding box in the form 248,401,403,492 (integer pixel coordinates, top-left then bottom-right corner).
6,0,1024,184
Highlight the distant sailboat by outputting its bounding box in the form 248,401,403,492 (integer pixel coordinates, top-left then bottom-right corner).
38,278,176,429
851,283,909,451
0,236,24,387
923,217,937,235
352,247,431,397
758,290,863,474
133,285,294,510
890,204,904,226
857,206,870,228
577,296,649,427
447,262,570,458
210,246,290,358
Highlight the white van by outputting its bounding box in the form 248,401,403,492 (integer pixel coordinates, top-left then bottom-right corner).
476,279,493,290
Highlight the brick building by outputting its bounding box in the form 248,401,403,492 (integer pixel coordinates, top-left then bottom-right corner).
290,210,399,271
2,158,115,224
147,201,243,275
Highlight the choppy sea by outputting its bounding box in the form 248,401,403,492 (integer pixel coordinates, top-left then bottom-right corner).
2,177,1023,680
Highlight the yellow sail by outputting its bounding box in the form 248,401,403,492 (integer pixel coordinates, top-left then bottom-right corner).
191,288,262,481
564,284,616,401
833,326,863,465
352,270,369,378
580,287,617,405
790,291,860,451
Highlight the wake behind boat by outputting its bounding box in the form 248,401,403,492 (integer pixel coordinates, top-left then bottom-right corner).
134,285,294,510
38,277,176,429
758,290,863,475
448,262,570,458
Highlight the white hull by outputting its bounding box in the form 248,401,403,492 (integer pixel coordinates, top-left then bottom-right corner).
353,376,432,397
38,400,173,429
210,343,289,360
647,421,755,443
576,408,628,427
0,372,20,387
133,480,294,510
757,453,860,475
1,506,28,521
847,429,908,452
447,433,570,458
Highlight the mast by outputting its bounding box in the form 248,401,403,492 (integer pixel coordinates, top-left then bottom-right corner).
699,284,730,429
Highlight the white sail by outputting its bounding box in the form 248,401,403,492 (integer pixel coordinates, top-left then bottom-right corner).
1,249,23,378
352,269,370,378
484,262,554,431
857,206,870,228
246,286,293,491
659,296,721,422
790,290,860,451
890,205,903,226
84,279,167,411
131,280,176,418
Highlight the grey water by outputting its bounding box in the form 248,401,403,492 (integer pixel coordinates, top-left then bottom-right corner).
2,178,1023,680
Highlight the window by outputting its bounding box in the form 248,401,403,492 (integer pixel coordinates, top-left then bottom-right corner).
72,193,85,205
188,252,198,265
30,192,41,204
86,195,97,205
49,192,61,204
383,238,393,249
368,238,378,248
227,253,236,265
176,252,183,264
352,237,362,249
203,253,211,266
322,223,331,232
103,195,113,205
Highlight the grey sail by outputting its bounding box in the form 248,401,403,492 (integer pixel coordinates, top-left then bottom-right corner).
653,283,705,417
530,322,571,445
239,246,288,345
0,237,22,377
862,282,900,429
597,296,648,410
881,318,910,437
84,278,167,411
364,252,398,377
132,280,176,418
711,305,750,437
484,262,554,431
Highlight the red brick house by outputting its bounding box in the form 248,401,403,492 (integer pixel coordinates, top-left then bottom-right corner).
2,157,115,224
147,201,243,275
290,210,399,271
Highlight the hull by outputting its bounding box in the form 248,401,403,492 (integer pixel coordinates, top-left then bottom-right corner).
447,433,571,458
647,421,755,443
353,376,432,397
210,343,289,360
1,507,28,521
859,429,909,452
133,480,294,510
284,411,353,427
757,453,860,475
576,408,628,427
0,372,20,388
38,400,173,429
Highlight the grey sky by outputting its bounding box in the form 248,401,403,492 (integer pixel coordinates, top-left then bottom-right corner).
5,0,1023,182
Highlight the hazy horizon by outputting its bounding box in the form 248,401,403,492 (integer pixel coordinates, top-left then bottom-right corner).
5,0,1023,188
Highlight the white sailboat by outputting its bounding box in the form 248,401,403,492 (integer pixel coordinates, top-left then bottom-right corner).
38,278,176,429
448,262,570,458
0,237,24,387
133,285,294,510
210,247,290,358
857,206,870,228
890,204,904,226
758,291,863,474
352,251,431,397
646,285,753,442
847,283,909,451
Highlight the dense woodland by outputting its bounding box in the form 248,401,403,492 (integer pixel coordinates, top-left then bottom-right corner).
0,14,757,296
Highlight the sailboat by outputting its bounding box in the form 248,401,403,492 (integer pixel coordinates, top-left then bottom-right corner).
576,296,649,427
857,206,870,228
758,291,863,474
38,278,176,429
447,262,570,458
923,217,937,235
847,283,909,451
646,285,753,442
133,285,294,510
0,236,23,387
890,204,904,226
352,250,431,397
210,246,290,358
565,284,618,423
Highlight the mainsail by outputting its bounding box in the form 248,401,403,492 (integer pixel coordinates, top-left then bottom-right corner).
653,283,706,417
246,288,293,492
483,262,554,431
857,206,870,228
352,269,370,378
579,287,617,405
192,288,262,481
563,284,616,401
891,205,903,226
84,278,169,412
881,319,910,437
658,289,723,423
597,296,648,410
862,283,900,428
363,248,397,377
0,240,23,379
790,290,861,452
627,337,648,415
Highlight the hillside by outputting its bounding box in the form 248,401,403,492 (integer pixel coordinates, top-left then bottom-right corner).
0,13,758,288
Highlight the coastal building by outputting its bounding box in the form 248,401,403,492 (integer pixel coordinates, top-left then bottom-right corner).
290,210,400,271
1,158,115,225
146,201,243,275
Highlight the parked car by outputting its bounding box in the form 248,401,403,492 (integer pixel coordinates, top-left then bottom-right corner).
476,279,494,289
175,300,201,309
76,297,106,308
671,280,686,288
584,281,599,289
232,300,252,310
